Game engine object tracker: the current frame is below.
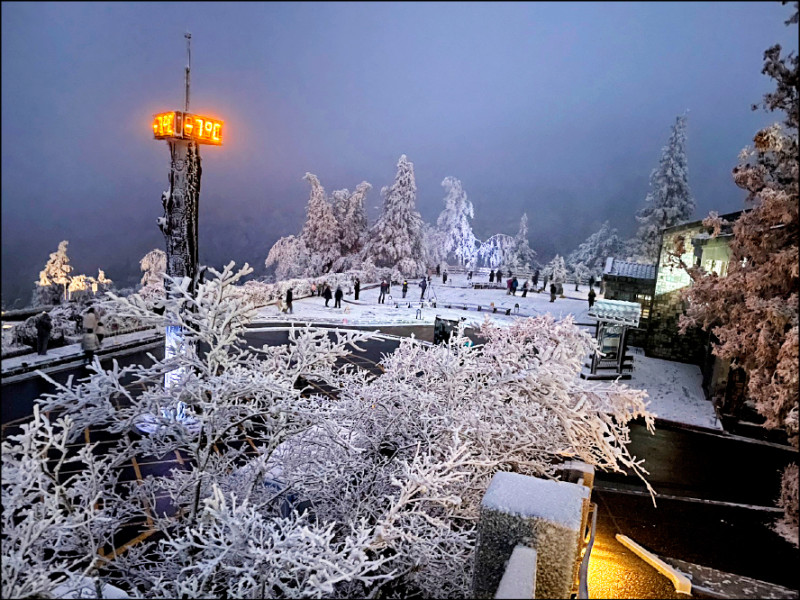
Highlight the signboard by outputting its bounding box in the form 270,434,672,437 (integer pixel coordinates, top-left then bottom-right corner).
153,111,223,145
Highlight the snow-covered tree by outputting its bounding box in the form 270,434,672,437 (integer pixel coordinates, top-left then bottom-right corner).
435,177,479,267
544,255,567,294
139,248,167,303
362,155,426,276
476,234,517,269
3,261,655,598
36,240,73,302
672,2,798,544
421,222,447,269
301,173,342,275
265,234,310,281
631,115,695,263
332,182,371,257
512,213,538,270
90,269,113,295
566,221,623,279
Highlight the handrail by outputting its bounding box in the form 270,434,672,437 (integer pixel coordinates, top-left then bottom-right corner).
578,502,598,599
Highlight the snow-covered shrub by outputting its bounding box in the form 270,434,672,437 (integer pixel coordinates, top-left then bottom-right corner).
273,315,655,597
138,248,167,304
3,261,655,598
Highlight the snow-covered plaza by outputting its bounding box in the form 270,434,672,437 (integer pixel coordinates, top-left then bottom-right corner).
253,272,719,431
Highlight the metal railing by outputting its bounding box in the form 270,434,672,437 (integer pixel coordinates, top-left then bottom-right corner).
577,502,598,599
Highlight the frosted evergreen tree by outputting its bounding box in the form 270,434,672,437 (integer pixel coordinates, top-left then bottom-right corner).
544,255,567,293
632,114,695,263
421,223,447,269
362,155,425,275
300,173,341,275
36,240,73,302
476,234,516,269
265,235,309,281
333,181,371,256
435,177,479,267
513,213,538,270
139,248,167,303
566,221,623,276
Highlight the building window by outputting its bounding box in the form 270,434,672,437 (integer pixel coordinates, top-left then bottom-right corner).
636,293,652,320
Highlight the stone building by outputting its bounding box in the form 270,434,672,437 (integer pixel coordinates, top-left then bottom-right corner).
645,211,744,410
601,258,656,347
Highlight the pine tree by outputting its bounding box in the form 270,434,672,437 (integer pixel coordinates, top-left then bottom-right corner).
544,255,567,293
476,234,516,269
676,2,798,543
334,181,371,256
632,115,695,263
139,248,167,302
301,173,341,275
36,240,73,302
566,221,623,276
265,235,309,281
362,155,425,275
435,177,479,267
513,213,538,270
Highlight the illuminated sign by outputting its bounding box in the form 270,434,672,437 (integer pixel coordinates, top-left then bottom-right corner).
153,111,223,145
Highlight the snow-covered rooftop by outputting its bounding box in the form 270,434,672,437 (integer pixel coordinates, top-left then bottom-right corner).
587,299,642,327
603,258,656,281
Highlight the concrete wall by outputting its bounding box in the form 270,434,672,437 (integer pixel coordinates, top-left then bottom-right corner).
472,469,592,599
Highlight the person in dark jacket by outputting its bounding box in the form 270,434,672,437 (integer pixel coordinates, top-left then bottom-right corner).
489,269,495,283
354,278,360,300
286,288,293,314
549,283,557,302
511,277,519,296
467,271,473,281
442,270,448,284
588,287,597,308
378,279,388,304
322,284,332,307
436,264,441,276
35,311,52,355
334,286,343,308
521,280,529,298
419,277,428,300
533,269,540,289
402,280,408,298
588,275,595,289
96,321,107,345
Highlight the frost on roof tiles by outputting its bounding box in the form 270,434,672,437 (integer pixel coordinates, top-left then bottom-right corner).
588,299,642,327
603,258,656,281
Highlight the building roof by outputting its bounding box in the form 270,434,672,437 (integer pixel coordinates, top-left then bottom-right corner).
588,299,642,327
603,258,656,281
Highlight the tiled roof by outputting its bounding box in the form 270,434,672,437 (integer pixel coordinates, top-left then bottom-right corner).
603,258,656,281
588,299,642,327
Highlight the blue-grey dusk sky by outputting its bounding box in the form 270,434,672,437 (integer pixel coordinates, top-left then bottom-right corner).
2,2,796,305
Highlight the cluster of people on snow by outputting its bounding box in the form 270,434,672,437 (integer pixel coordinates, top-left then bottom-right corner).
34,305,108,363
272,266,601,316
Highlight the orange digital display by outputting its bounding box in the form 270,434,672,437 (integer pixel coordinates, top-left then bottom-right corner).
153,111,223,145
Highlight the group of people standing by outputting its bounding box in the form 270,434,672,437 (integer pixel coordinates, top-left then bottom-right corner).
289,279,351,312
34,305,106,363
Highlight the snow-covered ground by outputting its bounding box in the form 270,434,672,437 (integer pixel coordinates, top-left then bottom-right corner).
625,347,721,430
254,272,720,430
253,272,593,328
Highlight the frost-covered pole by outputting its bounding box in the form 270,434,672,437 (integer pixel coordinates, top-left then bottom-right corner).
184,31,191,113
151,32,223,393
160,139,201,296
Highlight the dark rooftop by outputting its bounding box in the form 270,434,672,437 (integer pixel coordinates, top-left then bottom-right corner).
603,258,656,281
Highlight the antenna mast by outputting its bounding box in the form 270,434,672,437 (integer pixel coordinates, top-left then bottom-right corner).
184,32,191,112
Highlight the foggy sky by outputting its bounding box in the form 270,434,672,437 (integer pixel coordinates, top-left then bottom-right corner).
2,2,796,306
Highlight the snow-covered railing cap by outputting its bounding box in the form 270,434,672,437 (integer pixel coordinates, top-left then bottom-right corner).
588,299,641,327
